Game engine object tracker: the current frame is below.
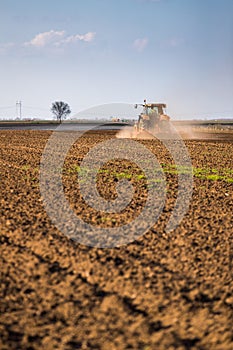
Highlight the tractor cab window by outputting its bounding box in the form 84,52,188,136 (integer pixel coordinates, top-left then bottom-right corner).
147,108,159,122
148,107,159,115
143,106,159,116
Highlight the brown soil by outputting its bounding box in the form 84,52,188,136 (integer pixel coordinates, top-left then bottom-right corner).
0,130,232,350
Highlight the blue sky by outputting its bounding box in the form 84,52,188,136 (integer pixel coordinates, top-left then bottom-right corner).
0,0,233,119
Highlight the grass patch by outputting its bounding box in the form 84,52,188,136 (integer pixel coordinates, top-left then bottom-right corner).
161,164,233,182
65,163,233,183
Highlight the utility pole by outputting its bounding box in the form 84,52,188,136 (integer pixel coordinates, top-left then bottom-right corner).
16,101,22,119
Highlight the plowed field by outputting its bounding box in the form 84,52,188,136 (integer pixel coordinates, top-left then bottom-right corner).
0,130,232,350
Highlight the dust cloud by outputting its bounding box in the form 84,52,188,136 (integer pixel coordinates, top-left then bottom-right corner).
116,126,156,140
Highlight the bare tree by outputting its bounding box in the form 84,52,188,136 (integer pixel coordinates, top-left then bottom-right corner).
51,101,71,123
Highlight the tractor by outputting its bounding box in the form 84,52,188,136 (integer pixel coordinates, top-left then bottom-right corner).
134,99,171,136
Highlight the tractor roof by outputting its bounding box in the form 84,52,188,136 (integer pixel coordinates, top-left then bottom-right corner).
145,103,167,108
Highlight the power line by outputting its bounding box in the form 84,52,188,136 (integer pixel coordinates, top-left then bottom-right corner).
0,105,15,110
23,106,49,111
